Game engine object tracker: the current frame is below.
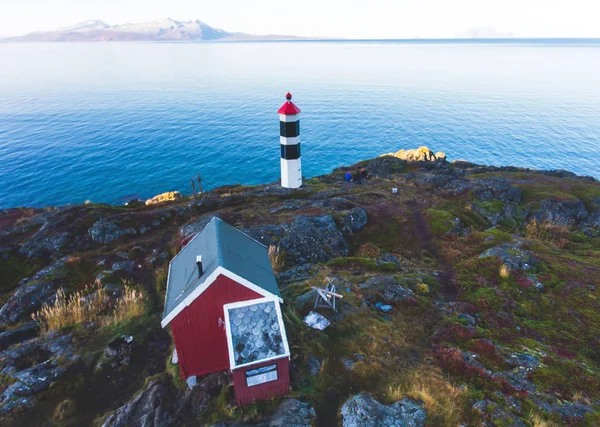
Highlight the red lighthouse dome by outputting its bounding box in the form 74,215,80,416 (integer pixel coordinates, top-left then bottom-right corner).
277,93,302,115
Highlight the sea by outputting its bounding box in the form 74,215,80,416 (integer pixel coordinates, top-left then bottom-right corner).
1,39,600,208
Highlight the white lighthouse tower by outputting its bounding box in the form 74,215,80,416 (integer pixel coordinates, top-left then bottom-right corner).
278,93,302,188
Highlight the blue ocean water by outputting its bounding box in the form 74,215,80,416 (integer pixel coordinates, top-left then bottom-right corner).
1,40,600,208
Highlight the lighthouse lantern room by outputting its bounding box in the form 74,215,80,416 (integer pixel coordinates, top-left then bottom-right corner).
278,93,302,188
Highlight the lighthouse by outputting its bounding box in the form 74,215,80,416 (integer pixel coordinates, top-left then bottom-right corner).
278,93,302,188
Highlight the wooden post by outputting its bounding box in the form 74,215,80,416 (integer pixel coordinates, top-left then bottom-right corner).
191,179,197,198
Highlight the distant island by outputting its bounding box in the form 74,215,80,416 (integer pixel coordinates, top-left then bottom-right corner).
0,18,310,42
456,26,515,39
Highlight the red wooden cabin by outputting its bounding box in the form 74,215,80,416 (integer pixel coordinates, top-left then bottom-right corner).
161,217,290,405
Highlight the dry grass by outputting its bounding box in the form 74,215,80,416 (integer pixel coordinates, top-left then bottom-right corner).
571,390,592,405
525,219,569,243
31,284,108,334
268,245,285,271
112,285,146,323
499,264,510,279
31,282,146,334
527,411,560,427
385,370,466,426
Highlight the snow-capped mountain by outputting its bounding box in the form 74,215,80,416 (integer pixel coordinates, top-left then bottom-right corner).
3,18,303,42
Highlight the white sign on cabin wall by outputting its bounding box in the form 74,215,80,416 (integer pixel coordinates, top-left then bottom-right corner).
245,364,278,387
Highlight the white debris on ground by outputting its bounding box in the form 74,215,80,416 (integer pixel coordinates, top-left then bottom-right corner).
303,311,330,330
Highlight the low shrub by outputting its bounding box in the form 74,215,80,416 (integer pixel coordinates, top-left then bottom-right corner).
415,283,430,295
356,242,382,258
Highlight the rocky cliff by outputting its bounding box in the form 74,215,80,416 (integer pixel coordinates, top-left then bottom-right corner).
1,151,599,426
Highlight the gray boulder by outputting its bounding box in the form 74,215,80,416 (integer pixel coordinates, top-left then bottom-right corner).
472,400,526,427
586,209,600,228
531,199,589,227
306,356,322,376
498,368,537,394
4,361,66,397
340,394,426,427
0,322,39,351
89,217,138,244
20,232,71,259
338,207,368,233
295,289,318,309
0,334,74,413
457,313,476,327
475,179,522,204
280,215,348,264
90,208,185,244
353,156,407,178
102,378,172,427
506,353,540,370
179,215,217,240
213,398,316,427
258,398,316,427
276,264,316,285
359,276,415,302
468,202,518,227
479,243,537,271
243,224,286,247
528,395,594,419
0,281,56,326
17,207,82,258
0,256,69,326
246,214,353,265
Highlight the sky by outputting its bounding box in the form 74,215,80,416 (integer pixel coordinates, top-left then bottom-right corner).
1,0,599,38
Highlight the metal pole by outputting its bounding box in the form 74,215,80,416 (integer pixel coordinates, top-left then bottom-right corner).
197,175,203,194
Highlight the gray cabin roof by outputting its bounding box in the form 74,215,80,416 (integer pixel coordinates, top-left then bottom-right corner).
162,217,281,324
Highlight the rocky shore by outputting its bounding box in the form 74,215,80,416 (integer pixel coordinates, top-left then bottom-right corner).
1,149,599,426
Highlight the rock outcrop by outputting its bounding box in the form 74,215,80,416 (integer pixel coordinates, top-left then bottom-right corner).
89,207,186,244
386,146,446,163
338,207,368,233
213,398,316,427
0,256,70,326
145,191,182,206
531,199,590,226
0,322,39,351
479,242,537,271
340,394,426,427
280,215,348,264
102,378,172,427
0,334,75,413
245,211,368,266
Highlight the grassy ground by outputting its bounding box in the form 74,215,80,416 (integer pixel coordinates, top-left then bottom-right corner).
1,160,600,425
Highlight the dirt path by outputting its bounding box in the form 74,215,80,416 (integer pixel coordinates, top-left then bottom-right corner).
406,199,458,300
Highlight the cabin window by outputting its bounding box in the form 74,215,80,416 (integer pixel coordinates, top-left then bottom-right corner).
280,143,301,160
245,364,278,387
280,121,300,138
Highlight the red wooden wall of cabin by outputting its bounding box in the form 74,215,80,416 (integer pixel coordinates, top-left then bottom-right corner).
232,357,290,406
170,274,262,378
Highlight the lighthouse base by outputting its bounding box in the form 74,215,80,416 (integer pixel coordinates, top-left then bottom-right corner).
281,158,302,189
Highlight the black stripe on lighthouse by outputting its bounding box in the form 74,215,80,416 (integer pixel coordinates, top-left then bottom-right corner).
280,121,300,138
281,143,301,160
